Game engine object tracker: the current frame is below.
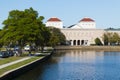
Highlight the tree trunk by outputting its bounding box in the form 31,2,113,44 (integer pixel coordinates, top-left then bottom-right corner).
41,46,44,52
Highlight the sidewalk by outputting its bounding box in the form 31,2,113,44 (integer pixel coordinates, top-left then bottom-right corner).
0,57,31,69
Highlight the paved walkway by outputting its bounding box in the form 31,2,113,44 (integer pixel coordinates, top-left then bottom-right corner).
0,57,31,69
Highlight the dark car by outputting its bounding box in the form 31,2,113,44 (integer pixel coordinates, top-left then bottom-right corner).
0,51,10,58
8,50,15,56
14,46,20,51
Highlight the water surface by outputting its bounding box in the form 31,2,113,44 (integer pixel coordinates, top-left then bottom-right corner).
14,50,120,80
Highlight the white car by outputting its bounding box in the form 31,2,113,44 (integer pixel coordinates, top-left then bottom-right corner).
24,46,30,51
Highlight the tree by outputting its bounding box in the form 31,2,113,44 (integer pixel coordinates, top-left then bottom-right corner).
95,38,103,45
103,33,109,45
111,32,120,45
35,26,51,51
0,8,50,51
48,33,59,47
47,27,66,47
102,32,120,45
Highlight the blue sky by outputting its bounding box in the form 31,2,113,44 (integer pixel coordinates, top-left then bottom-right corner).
0,0,120,29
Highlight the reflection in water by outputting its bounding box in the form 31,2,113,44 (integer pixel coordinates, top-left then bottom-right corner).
14,50,120,80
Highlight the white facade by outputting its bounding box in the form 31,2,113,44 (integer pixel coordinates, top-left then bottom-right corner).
46,22,63,28
61,29,104,46
45,17,63,28
71,17,96,29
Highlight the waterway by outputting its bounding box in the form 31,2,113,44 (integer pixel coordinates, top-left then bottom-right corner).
13,50,120,80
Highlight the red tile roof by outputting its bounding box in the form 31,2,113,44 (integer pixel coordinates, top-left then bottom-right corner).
47,17,61,22
80,17,94,22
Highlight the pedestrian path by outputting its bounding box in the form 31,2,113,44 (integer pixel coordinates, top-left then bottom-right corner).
0,57,31,69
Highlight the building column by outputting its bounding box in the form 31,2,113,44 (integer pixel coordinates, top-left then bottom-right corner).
71,40,73,46
80,40,81,45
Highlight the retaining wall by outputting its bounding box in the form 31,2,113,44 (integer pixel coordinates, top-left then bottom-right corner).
54,46,120,51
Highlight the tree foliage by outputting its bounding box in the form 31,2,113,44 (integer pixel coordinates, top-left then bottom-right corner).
47,27,66,47
95,38,103,45
103,33,109,45
102,32,120,45
0,8,50,49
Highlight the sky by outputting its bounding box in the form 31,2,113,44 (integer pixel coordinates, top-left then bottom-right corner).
0,0,120,29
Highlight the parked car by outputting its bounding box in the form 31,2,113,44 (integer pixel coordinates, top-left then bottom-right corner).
14,46,20,51
24,45,36,51
8,50,15,56
24,46,30,51
0,51,9,58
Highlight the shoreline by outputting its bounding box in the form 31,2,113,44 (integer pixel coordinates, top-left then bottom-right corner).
54,46,120,51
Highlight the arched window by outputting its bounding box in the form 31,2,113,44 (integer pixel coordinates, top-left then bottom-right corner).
73,40,76,45
77,40,80,45
81,40,84,45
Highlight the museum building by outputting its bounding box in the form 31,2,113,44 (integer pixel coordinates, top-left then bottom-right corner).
45,17,120,46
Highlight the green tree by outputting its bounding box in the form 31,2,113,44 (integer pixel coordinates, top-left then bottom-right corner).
102,33,109,45
111,32,120,45
48,33,59,47
95,38,103,45
0,8,50,50
47,27,66,47
35,26,51,51
102,32,120,45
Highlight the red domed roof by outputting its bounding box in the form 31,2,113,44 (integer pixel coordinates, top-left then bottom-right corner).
80,17,94,22
47,17,61,22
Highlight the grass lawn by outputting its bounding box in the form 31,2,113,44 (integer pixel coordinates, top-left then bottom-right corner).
0,51,35,65
0,56,43,76
0,57,24,65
